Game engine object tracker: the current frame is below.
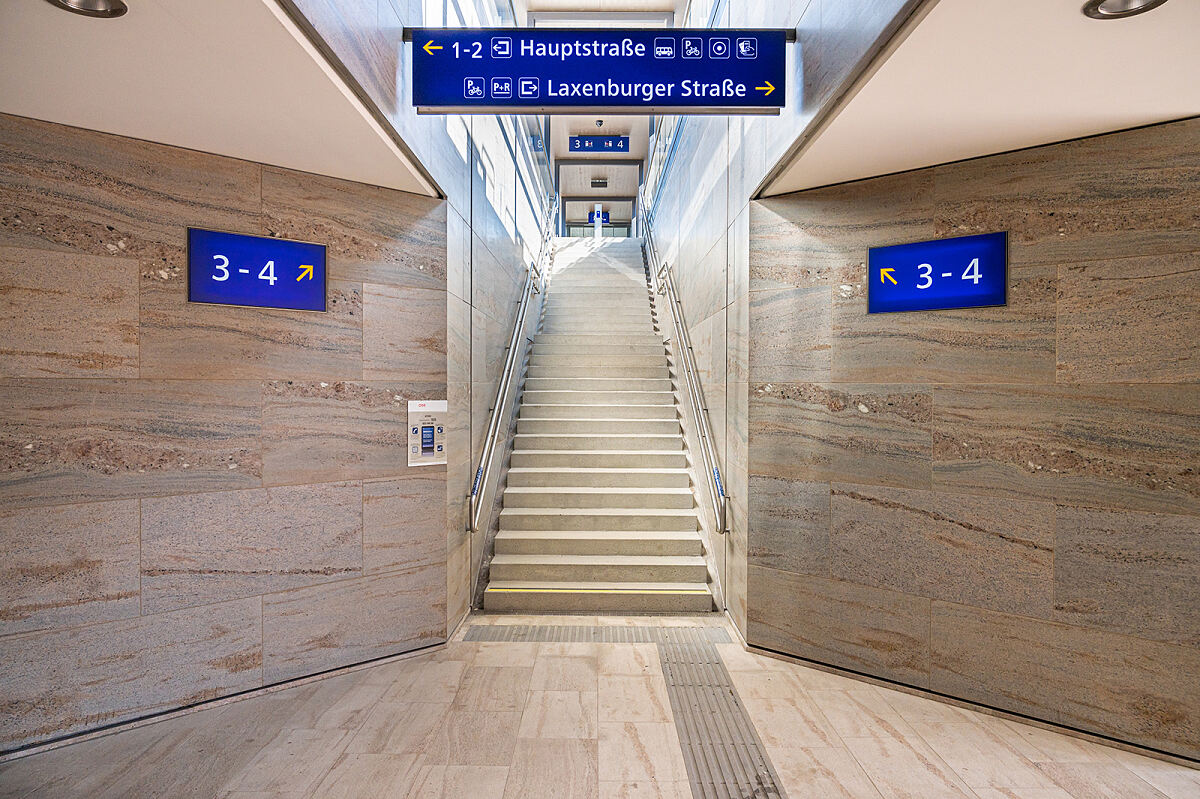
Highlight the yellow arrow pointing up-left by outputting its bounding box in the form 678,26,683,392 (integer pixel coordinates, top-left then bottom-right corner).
297,265,313,281
880,267,897,285
423,40,442,55
756,81,775,96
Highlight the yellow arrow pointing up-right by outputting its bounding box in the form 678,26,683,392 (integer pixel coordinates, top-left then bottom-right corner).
423,40,442,56
297,265,313,281
880,267,897,285
756,81,775,96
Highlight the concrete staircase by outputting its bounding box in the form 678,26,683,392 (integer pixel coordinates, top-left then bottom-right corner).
483,237,713,613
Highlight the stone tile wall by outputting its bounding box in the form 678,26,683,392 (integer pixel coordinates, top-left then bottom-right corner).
746,118,1200,760
0,113,448,752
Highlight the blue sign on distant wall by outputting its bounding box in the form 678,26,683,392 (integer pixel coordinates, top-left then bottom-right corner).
410,28,788,113
187,229,327,312
867,232,1007,314
587,211,611,224
570,136,629,153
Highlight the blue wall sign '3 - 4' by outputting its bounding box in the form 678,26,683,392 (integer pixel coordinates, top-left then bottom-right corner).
867,232,1008,314
187,228,327,312
570,135,629,152
410,28,789,114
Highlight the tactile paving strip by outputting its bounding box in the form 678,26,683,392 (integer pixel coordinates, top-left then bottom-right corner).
463,626,786,798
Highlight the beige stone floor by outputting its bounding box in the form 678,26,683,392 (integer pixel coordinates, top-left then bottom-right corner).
0,613,1196,799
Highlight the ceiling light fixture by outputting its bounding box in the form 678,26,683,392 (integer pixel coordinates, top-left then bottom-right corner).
1081,0,1170,19
43,0,128,18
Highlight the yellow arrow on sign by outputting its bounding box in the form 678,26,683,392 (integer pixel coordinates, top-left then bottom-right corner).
756,81,775,96
880,267,897,285
297,265,313,281
423,40,442,55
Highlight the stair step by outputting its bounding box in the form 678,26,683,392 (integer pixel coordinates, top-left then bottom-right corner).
490,554,707,582
503,486,694,509
494,529,703,555
516,418,681,435
526,366,670,380
513,433,682,451
534,334,664,346
499,507,699,531
524,378,672,392
520,390,675,405
529,355,668,368
509,450,688,468
506,467,691,488
483,582,713,613
532,344,666,357
519,404,678,420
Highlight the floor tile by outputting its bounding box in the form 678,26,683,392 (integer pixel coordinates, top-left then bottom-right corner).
518,691,598,739
598,644,661,677
307,753,419,798
911,721,1060,789
766,745,884,799
502,738,598,799
346,701,449,754
598,722,688,783
1035,762,1173,798
843,735,977,799
224,728,351,795
598,780,692,799
401,764,509,799
452,666,533,712
532,656,599,692
598,675,673,723
807,687,912,739
420,711,522,766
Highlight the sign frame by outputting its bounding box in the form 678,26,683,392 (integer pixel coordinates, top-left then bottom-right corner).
406,27,792,115
866,231,1008,315
186,227,329,313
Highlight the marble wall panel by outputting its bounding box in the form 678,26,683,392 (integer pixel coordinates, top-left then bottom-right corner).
286,0,403,118
747,565,931,686
363,474,446,574
446,206,471,304
0,247,139,378
749,286,831,383
1054,505,1199,646
830,484,1055,617
141,482,362,614
0,114,263,267
140,273,364,381
750,381,932,489
263,566,446,683
749,171,934,292
447,293,472,388
930,602,1200,760
362,284,447,381
932,118,1200,266
0,597,262,750
261,380,417,486
1056,251,1200,384
830,261,1057,384
0,500,140,637
262,166,445,290
934,384,1200,515
726,379,750,634
747,475,830,576
0,379,262,509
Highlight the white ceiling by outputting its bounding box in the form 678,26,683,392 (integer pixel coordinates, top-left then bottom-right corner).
0,0,435,197
765,0,1200,195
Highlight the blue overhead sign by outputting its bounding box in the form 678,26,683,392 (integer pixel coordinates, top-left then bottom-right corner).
868,232,1007,314
570,135,629,153
187,229,327,312
587,211,611,224
410,28,788,113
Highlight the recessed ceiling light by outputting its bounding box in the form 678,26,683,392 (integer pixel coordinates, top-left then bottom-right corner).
43,0,128,18
1082,0,1170,19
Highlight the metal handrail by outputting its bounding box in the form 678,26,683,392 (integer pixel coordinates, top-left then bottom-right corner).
638,190,729,534
468,193,559,534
